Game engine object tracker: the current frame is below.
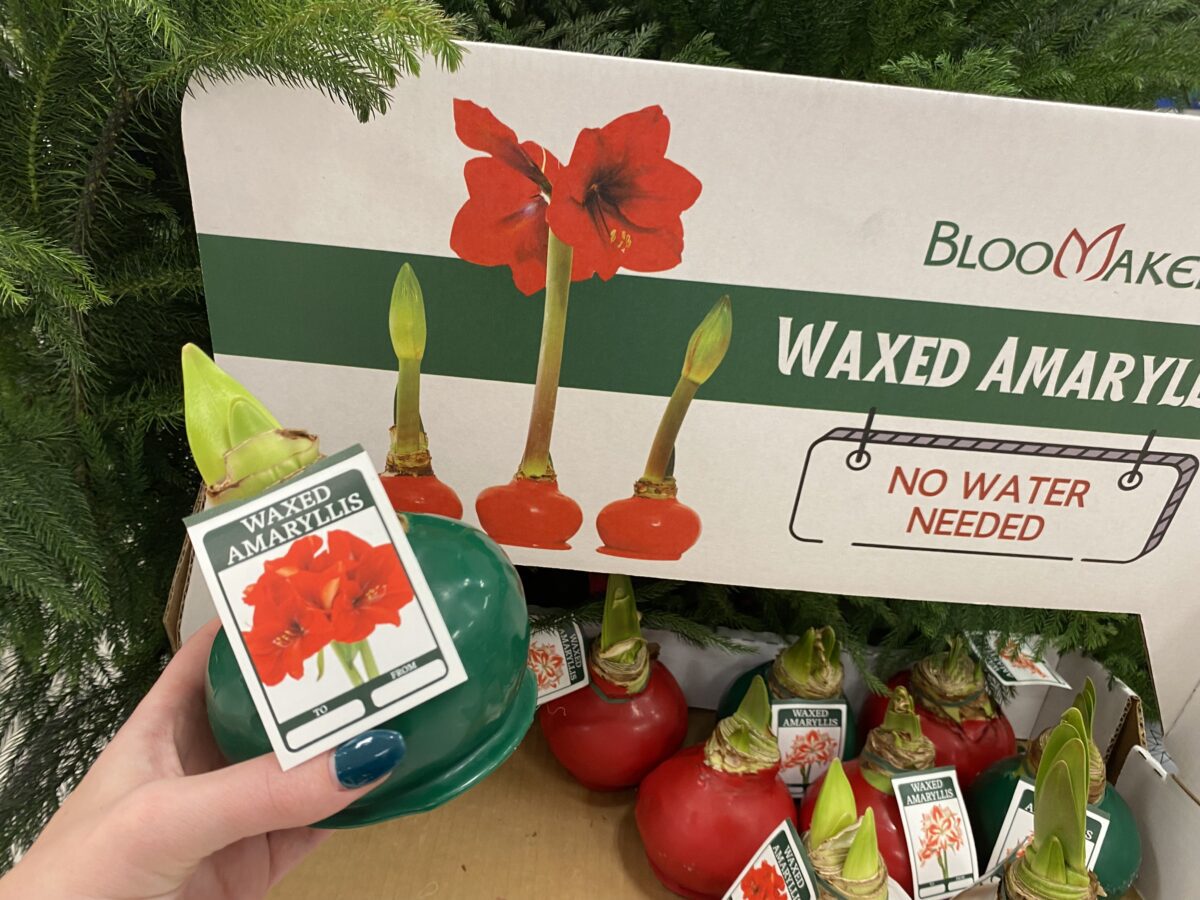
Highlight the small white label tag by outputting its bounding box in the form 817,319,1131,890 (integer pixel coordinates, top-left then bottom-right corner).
968,632,1069,688
891,767,980,899
185,446,467,770
528,622,589,705
984,777,1111,879
723,819,817,900
771,700,847,799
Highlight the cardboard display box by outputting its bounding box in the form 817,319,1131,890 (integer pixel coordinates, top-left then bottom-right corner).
174,38,1200,896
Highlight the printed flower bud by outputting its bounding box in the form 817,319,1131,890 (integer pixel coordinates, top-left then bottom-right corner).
388,263,427,362
681,294,732,384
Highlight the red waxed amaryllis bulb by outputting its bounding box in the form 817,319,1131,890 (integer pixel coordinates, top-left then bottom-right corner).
380,264,463,519
636,676,796,899
539,575,687,789
800,687,937,897
596,295,731,561
858,637,1016,789
804,762,891,899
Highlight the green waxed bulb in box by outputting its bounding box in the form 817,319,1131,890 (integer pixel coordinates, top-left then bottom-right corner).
206,512,536,826
185,345,536,825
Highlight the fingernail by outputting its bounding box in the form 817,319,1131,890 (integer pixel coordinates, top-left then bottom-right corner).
332,729,406,789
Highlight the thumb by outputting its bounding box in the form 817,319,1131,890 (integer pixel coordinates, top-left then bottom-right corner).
170,729,405,858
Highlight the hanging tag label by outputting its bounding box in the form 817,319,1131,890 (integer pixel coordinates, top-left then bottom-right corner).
983,777,1111,879
185,446,467,770
772,700,847,799
528,622,589,705
891,766,980,898
723,819,817,900
790,425,1195,565
968,633,1070,688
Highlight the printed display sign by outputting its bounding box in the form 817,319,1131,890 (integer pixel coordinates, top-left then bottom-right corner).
771,701,847,799
181,40,1200,725
968,633,1070,688
791,423,1195,564
890,767,979,899
528,622,590,705
185,447,467,769
723,819,817,900
983,777,1111,879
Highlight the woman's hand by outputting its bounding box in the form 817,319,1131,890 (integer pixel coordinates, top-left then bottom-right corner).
0,619,405,900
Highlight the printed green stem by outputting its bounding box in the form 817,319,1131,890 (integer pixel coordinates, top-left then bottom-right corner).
643,376,699,481
642,295,732,483
518,230,573,479
392,357,423,455
332,642,364,687
938,850,949,883
358,640,381,681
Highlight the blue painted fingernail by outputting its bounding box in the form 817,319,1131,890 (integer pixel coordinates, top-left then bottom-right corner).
333,730,406,789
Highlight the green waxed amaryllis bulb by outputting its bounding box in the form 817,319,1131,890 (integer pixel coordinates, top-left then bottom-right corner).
969,679,1140,896
184,347,536,825
999,711,1101,900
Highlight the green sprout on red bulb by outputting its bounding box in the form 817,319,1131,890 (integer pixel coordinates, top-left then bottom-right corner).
380,264,463,519
806,759,889,899
596,294,732,561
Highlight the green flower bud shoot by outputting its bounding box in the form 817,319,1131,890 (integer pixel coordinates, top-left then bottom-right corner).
387,264,428,459
1004,712,1098,899
591,575,650,693
809,758,856,848
773,626,843,699
680,294,732,385
181,344,319,504
842,808,881,882
705,675,779,774
388,263,427,362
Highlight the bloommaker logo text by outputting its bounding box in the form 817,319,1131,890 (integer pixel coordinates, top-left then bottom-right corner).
923,220,1200,289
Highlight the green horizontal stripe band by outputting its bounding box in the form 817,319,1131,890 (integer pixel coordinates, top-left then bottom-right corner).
199,234,1200,441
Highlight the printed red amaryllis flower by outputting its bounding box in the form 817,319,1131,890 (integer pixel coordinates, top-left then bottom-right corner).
917,804,965,864
528,640,566,690
450,100,582,296
242,576,335,686
738,861,787,900
1000,641,1046,677
782,729,837,772
329,539,415,643
547,105,702,281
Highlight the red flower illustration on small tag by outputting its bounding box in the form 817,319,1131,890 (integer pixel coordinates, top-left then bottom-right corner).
917,804,965,883
241,531,415,685
528,640,566,690
1000,641,1046,677
547,106,702,281
242,577,335,686
781,728,837,785
738,860,787,899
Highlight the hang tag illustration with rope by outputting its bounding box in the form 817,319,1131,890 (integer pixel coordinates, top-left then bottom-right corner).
790,409,1197,564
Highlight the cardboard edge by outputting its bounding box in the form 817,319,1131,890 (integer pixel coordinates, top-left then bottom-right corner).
163,485,206,652
1115,746,1200,898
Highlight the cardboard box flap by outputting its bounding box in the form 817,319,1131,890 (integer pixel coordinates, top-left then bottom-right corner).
1115,746,1199,898
1164,678,1200,794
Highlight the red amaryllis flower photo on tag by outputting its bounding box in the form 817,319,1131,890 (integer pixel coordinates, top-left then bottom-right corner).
242,575,335,686
738,860,787,900
240,530,417,685
547,105,702,281
329,540,415,643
